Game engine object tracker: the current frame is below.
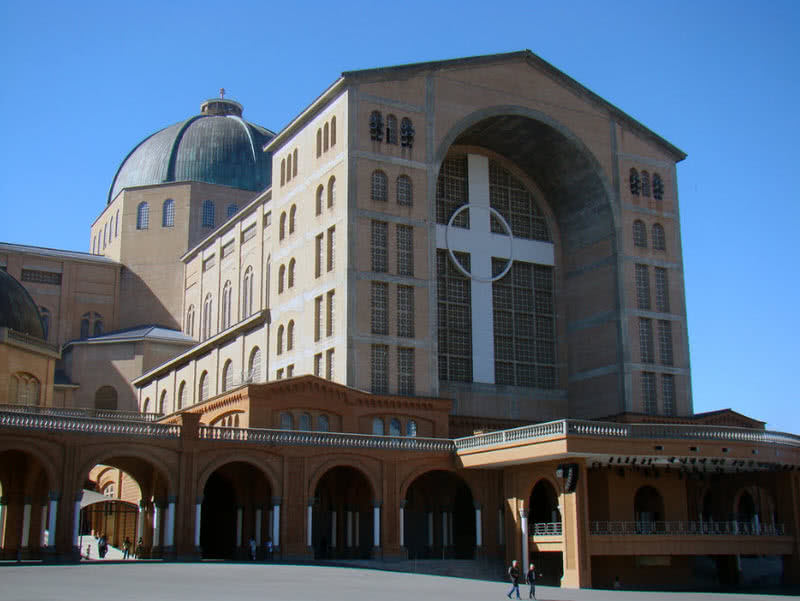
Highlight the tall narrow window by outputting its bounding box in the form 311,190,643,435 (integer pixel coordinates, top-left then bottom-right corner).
162,199,175,227
103,223,108,248
635,264,651,310
629,168,640,195
289,205,296,234
222,360,233,392
314,353,323,376
316,129,322,157
658,320,674,366
641,171,651,197
436,155,469,226
372,417,384,435
406,420,417,437
662,374,675,416
318,414,330,431
327,176,336,208
242,266,253,318
397,285,415,337
642,372,657,415
389,418,402,436
286,153,292,181
277,325,284,355
40,307,50,340
314,296,322,341
248,347,262,382
280,159,286,186
280,412,293,429
386,114,398,144
396,224,413,276
158,390,166,414
371,221,388,272
330,117,336,146
652,223,666,251
371,282,388,335
299,413,311,431
323,122,329,151
287,320,295,351
327,226,335,272
326,290,335,337
397,175,412,206
633,220,648,248
437,250,473,382
652,173,664,200
316,185,324,215
288,258,296,288
199,371,209,402
186,305,195,337
279,212,286,240
398,348,415,395
369,111,383,141
654,267,670,313
202,294,213,340
326,348,334,380
400,118,414,147
221,281,232,329
371,170,388,201
278,264,285,294
177,381,186,411
315,233,323,277
136,202,149,230
371,345,388,394
292,149,298,177
639,318,654,363
80,313,90,339
202,200,215,228
93,315,103,336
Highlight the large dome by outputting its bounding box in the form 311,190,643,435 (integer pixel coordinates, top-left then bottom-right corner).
108,98,274,203
0,270,45,339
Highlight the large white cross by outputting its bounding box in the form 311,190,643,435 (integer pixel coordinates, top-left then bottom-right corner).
435,154,554,384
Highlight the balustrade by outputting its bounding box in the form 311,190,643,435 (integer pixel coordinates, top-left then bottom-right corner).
0,411,180,438
589,520,786,536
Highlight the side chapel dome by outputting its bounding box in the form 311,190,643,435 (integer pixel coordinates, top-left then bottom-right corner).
0,270,45,339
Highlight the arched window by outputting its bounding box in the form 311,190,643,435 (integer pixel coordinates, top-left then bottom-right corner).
397,175,412,206
641,171,651,198
115,210,119,237
177,381,186,410
330,116,336,146
227,203,238,219
279,212,286,240
39,307,50,340
199,371,209,402
278,264,285,293
371,170,388,201
292,149,298,177
186,305,195,337
327,176,336,208
316,185,324,215
389,418,401,436
280,158,286,186
136,202,149,230
280,412,293,430
629,168,640,195
406,420,417,437
248,346,262,382
316,129,322,157
202,200,215,228
9,372,40,406
158,390,167,414
93,315,104,336
652,173,664,200
323,122,329,152
288,259,295,288
142,397,150,414
633,220,648,248
103,223,108,248
287,320,295,351
652,223,666,251
299,413,311,431
242,266,253,318
80,313,91,339
372,417,384,436
95,386,117,410
202,294,213,340
162,199,175,227
221,281,232,329
369,111,383,141
222,360,233,392
289,204,296,234
634,485,665,528
317,414,329,432
277,325,284,355
386,114,398,144
286,153,292,181
400,118,414,147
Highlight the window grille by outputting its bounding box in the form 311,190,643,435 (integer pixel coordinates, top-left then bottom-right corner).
641,171,651,197
371,345,388,393
227,204,238,219
400,118,414,148
289,205,296,234
397,285,415,337
436,249,473,382
315,234,323,277
652,223,666,251
314,296,322,341
653,173,664,200
489,161,550,241
436,155,469,227
202,200,215,228
328,176,336,208
635,264,651,310
327,226,335,272
288,259,296,288
326,348,334,380
398,348,415,394
137,202,149,230
314,353,322,376
397,175,412,206
316,185,324,215
248,347,262,382
371,170,388,201
371,282,388,335
369,111,383,141
629,168,640,195
655,267,670,312
633,220,648,248
371,221,388,272
658,320,674,365
639,318,654,363
662,374,675,416
326,290,335,337
396,225,413,276
642,372,657,415
287,320,294,351
386,114,398,144
21,269,61,285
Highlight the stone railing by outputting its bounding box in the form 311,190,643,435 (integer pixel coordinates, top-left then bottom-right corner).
0,328,60,353
199,425,456,452
0,404,162,422
0,411,180,438
530,522,562,536
454,419,800,451
590,520,786,536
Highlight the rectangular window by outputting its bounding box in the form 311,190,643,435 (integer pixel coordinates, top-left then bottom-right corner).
662,374,675,416
314,353,322,377
642,372,657,415
655,267,670,313
314,295,323,341
326,290,335,337
396,224,414,276
327,226,335,272
635,264,650,310
639,318,654,363
326,348,334,380
287,364,294,378
203,255,216,272
371,282,388,335
397,285,415,338
398,347,415,395
265,211,272,226
20,269,62,285
315,233,323,278
221,240,235,258
436,249,473,382
277,368,284,380
371,221,388,272
658,320,674,366
371,344,388,393
241,224,256,243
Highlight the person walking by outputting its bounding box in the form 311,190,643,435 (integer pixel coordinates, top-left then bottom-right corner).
526,562,537,599
122,537,131,560
249,536,257,561
507,559,521,599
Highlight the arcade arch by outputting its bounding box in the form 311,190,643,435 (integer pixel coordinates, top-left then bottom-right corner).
528,478,561,534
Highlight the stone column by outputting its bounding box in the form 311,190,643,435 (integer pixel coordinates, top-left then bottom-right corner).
346,509,353,548
272,498,281,549
235,506,243,548
72,492,83,548
330,509,337,550
559,460,591,588
498,508,504,545
137,501,147,549
152,502,162,551
194,497,202,548
306,501,313,548
398,501,406,548
474,503,482,548
20,498,32,549
165,496,177,549
519,508,529,572
40,504,48,547
372,502,381,550
254,507,262,546
0,497,7,549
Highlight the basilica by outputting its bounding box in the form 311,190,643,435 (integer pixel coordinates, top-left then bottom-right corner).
1,51,798,591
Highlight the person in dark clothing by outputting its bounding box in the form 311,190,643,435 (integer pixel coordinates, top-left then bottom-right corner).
526,563,537,599
507,559,521,599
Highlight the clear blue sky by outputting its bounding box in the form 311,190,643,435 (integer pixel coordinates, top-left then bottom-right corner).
1,1,798,433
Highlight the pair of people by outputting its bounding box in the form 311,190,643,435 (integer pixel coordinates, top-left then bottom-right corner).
507,560,537,599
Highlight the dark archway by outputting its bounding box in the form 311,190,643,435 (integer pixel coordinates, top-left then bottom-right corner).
312,466,373,559
201,471,236,559
404,470,475,560
528,479,561,534
634,485,664,533
737,491,756,523
0,449,52,559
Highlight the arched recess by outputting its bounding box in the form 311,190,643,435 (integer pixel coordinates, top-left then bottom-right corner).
634,485,664,533
311,465,375,559
403,469,476,560
528,478,561,534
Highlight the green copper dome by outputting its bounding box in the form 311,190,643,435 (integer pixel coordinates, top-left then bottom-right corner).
108,98,274,203
0,270,45,339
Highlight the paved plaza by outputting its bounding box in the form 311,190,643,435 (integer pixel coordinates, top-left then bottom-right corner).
0,564,791,601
